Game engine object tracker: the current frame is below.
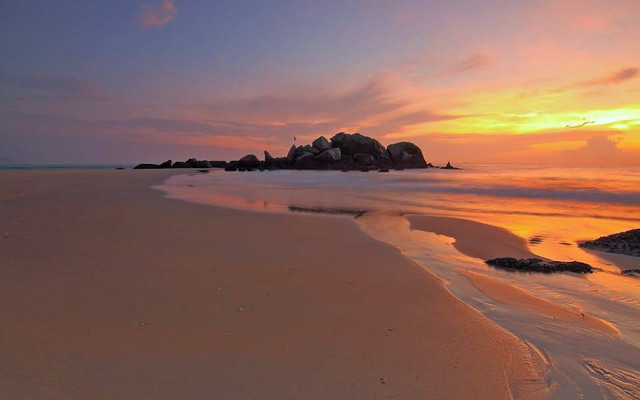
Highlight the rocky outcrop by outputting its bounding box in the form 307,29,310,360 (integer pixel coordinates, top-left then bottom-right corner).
353,153,374,166
294,152,316,169
238,154,260,169
286,145,297,165
134,132,452,172
317,147,341,163
312,136,331,152
133,159,172,169
303,144,320,156
387,142,427,168
209,160,227,168
442,161,459,170
193,160,211,168
331,132,387,158
579,229,640,257
133,163,160,169
485,257,593,274
264,151,275,167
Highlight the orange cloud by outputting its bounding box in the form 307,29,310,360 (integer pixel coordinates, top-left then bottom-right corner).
139,0,177,28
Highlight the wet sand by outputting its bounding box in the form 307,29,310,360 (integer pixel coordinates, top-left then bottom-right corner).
407,215,539,260
0,170,547,399
460,270,620,336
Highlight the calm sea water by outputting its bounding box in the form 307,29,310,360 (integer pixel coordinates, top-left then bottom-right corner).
158,164,639,399
0,164,133,170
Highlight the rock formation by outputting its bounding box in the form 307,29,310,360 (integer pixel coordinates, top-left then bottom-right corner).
133,132,455,172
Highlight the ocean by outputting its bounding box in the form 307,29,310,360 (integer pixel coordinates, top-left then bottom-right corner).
0,164,134,170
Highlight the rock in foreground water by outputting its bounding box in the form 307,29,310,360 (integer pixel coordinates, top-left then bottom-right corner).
485,257,593,274
579,229,640,257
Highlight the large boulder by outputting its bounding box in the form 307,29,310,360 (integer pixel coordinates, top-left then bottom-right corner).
209,160,227,168
303,144,320,156
294,145,306,158
331,132,386,158
374,153,393,169
387,142,427,168
353,153,374,166
286,145,297,165
316,147,341,163
264,151,275,166
133,163,159,169
274,157,288,168
329,132,347,148
312,136,331,152
294,152,316,169
194,160,211,168
238,154,260,169
132,159,171,169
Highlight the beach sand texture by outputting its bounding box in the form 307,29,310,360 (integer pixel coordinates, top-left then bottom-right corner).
0,170,547,399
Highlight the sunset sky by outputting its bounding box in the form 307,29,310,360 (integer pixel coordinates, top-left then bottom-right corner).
1,0,639,164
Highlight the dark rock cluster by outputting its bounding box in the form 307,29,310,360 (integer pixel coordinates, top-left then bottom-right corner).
579,228,640,257
134,132,458,171
485,257,593,274
622,269,640,277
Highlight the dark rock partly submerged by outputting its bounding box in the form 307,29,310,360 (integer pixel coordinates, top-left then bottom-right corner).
441,161,459,170
622,269,640,277
579,228,640,257
485,257,593,274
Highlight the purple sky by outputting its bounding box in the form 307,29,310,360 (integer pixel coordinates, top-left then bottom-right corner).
1,0,639,164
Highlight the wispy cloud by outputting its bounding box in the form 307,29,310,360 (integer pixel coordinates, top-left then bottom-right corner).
139,0,178,28
567,67,639,89
2,75,110,102
448,54,493,75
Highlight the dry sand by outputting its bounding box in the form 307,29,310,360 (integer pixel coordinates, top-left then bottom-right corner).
0,170,547,399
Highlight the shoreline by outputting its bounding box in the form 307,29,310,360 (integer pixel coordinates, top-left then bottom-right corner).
0,169,547,399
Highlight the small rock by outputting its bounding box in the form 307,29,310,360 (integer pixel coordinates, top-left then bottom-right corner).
485,257,593,274
579,229,640,257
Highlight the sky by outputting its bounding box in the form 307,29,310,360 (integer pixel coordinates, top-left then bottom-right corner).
1,0,639,165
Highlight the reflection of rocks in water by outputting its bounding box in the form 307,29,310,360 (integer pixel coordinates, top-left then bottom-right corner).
287,206,367,218
528,236,544,245
485,257,593,274
579,228,640,257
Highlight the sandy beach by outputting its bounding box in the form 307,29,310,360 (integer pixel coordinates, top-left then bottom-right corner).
0,170,548,399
